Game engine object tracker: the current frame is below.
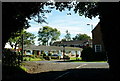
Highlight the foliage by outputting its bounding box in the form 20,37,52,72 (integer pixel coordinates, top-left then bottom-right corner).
20,65,27,72
61,38,67,42
2,49,21,66
23,57,42,61
74,2,99,18
70,57,81,60
2,2,50,47
72,33,91,40
38,26,60,45
2,2,120,75
3,2,99,48
8,30,36,49
64,30,71,41
94,52,107,61
81,47,95,61
81,47,107,61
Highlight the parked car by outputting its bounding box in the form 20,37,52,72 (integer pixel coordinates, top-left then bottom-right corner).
63,55,70,60
25,50,33,57
51,54,60,59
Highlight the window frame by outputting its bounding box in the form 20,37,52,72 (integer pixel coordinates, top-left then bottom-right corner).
95,44,102,52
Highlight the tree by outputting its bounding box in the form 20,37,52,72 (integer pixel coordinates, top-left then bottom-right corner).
64,30,71,41
61,38,67,42
8,30,36,49
2,2,97,48
2,2,51,48
72,33,91,40
38,26,60,46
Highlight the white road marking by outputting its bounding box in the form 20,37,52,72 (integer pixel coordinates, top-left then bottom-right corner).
53,71,70,81
53,64,87,81
76,64,87,68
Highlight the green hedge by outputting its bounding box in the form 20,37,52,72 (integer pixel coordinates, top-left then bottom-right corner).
81,47,107,61
2,49,21,66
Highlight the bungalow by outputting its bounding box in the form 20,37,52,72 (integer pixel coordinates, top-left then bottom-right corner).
23,45,83,58
52,39,92,48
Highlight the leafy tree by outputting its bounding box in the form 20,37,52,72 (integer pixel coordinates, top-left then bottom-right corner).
23,31,36,45
72,33,91,40
2,2,99,48
8,30,36,49
38,26,60,46
61,38,67,42
64,30,71,41
2,2,51,48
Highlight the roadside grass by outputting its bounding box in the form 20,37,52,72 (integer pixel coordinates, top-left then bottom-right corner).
64,57,107,63
72,60,107,63
19,65,27,72
62,60,107,63
70,57,82,60
23,57,107,63
23,57,43,61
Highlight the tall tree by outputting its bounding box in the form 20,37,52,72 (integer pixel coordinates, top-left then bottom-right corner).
8,30,36,49
72,33,91,40
2,2,97,48
64,30,71,41
38,26,60,46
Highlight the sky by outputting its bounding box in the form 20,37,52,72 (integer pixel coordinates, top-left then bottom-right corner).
26,7,100,45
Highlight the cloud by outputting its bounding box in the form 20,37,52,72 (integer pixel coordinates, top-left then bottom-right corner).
26,9,99,45
26,26,40,33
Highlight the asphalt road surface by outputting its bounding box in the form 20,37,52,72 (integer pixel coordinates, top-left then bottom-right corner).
22,60,111,81
23,60,109,73
4,60,117,81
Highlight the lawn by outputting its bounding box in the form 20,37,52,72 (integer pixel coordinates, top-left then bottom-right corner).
23,57,43,61
70,57,82,60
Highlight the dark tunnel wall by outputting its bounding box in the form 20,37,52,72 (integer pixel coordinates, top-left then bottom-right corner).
99,3,120,76
2,2,120,78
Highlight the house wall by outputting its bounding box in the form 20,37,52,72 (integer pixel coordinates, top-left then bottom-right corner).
92,23,105,52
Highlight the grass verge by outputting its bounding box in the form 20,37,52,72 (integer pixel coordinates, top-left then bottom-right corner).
19,65,27,72
23,57,43,61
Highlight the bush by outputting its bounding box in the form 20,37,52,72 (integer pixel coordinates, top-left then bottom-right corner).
81,47,95,61
81,47,107,61
2,49,20,66
94,52,107,61
23,57,31,61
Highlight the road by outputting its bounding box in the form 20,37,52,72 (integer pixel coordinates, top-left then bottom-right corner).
3,60,113,81
22,60,111,81
23,60,109,73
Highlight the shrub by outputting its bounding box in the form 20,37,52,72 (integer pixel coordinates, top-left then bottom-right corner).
2,49,20,66
81,47,107,61
94,52,107,61
81,47,95,61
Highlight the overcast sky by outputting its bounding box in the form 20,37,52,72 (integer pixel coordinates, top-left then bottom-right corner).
26,7,100,45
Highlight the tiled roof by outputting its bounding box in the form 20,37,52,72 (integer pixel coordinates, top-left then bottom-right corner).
52,39,91,45
23,45,83,51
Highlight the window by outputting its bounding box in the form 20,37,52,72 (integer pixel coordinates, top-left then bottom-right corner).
95,45,102,52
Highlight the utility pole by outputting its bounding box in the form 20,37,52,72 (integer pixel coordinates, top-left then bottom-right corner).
63,45,65,61
87,24,93,48
87,23,93,38
87,24,93,32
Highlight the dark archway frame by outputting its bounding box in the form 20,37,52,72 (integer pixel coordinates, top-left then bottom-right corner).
2,2,120,77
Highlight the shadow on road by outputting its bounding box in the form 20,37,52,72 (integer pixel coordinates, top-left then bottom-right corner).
2,66,117,81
